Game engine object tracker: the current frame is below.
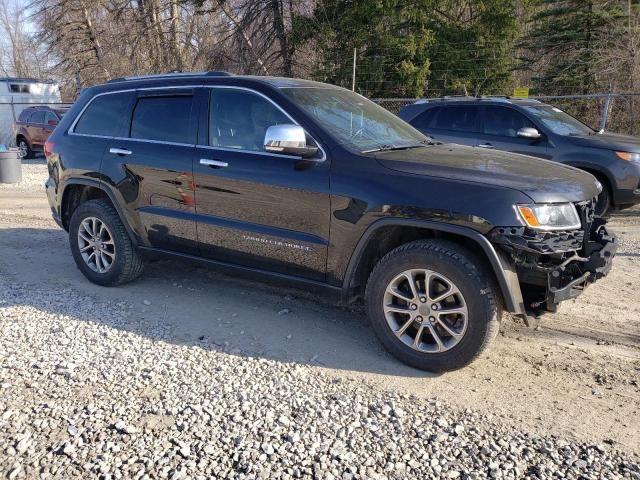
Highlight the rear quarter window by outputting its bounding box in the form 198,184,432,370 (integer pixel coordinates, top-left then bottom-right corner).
411,107,440,129
73,92,134,137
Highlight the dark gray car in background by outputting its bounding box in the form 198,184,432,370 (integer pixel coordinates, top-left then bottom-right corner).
399,97,640,215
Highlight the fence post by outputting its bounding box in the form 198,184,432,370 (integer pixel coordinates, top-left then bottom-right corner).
600,94,612,132
352,48,356,91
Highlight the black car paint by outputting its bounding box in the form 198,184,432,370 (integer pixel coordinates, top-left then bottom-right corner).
399,100,640,209
45,75,609,317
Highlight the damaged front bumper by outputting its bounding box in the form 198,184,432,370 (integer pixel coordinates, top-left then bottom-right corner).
488,217,617,314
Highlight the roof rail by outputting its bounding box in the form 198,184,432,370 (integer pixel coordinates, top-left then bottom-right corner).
107,71,233,83
415,95,543,104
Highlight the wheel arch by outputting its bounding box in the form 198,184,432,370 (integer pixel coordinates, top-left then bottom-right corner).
60,179,139,245
564,162,614,196
342,218,525,314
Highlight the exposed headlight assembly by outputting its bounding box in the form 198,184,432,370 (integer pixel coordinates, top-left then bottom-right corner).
516,203,581,230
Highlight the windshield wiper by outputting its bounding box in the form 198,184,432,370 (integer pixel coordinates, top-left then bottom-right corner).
362,139,438,153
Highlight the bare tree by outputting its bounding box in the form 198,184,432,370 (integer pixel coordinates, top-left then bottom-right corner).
0,0,48,77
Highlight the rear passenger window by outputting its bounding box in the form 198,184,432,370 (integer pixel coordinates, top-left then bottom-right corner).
74,92,132,137
411,107,439,129
130,95,194,144
433,106,480,133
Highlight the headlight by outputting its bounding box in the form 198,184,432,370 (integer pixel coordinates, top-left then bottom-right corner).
516,203,581,230
616,151,640,162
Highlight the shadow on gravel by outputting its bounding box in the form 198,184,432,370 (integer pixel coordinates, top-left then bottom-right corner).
0,227,436,379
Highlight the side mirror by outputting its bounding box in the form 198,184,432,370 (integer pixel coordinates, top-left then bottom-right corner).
48,119,59,126
517,127,542,139
264,124,318,158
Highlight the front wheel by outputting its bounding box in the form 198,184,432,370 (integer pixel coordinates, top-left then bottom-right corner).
69,199,145,286
365,240,501,372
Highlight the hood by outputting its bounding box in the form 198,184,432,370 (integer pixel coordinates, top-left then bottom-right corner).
374,144,600,204
566,132,640,152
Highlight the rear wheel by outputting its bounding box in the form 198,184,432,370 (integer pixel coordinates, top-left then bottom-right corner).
69,199,144,286
365,240,501,372
17,138,32,159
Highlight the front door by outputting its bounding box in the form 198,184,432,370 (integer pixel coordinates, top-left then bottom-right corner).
477,106,550,159
99,88,200,253
192,87,330,281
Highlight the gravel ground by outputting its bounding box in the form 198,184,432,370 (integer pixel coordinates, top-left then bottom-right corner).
1,161,639,479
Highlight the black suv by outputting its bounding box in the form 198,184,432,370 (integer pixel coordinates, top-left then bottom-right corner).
399,97,640,216
45,72,617,371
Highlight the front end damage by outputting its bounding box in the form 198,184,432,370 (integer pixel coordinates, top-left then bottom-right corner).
488,200,617,316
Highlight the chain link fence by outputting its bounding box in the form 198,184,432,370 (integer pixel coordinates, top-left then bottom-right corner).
374,94,640,136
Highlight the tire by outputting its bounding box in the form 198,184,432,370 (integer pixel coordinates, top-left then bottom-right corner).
17,138,33,159
68,199,144,286
365,240,501,372
594,180,611,217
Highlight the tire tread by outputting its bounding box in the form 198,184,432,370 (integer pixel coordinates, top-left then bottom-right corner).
365,239,500,371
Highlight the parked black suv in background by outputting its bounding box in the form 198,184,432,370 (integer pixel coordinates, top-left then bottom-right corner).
14,105,67,158
44,73,617,371
399,97,640,216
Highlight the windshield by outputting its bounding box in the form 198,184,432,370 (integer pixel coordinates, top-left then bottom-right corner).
523,105,594,136
280,87,428,152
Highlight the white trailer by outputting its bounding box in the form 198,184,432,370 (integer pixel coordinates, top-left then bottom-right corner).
0,77,63,146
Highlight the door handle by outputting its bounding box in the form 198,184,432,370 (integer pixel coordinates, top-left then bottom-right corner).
476,143,494,149
200,158,228,168
109,147,132,156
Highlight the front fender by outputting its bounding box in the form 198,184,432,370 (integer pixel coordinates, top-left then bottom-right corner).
342,218,525,314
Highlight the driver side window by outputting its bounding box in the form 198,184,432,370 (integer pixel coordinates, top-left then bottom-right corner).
484,106,536,137
209,89,290,152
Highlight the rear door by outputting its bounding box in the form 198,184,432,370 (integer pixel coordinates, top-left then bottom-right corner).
99,88,200,253
192,86,330,281
477,105,550,159
417,105,480,146
28,110,46,147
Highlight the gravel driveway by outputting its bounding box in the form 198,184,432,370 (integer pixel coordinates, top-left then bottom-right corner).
1,160,639,479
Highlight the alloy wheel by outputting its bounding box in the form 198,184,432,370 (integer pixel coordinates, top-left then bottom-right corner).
77,217,116,273
383,269,468,353
18,140,28,158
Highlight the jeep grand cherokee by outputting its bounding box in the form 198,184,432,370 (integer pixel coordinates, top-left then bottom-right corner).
44,72,617,372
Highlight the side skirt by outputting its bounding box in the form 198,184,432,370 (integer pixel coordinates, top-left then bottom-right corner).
137,246,345,303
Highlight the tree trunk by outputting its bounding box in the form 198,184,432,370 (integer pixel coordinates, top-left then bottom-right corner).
270,0,292,77
78,0,110,79
170,0,183,71
216,0,269,75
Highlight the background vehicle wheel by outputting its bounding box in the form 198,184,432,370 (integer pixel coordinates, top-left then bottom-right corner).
594,180,611,217
17,138,33,159
69,199,144,286
365,240,501,372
